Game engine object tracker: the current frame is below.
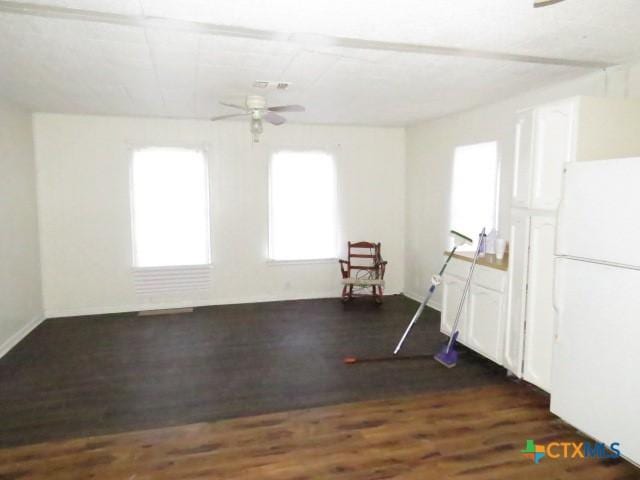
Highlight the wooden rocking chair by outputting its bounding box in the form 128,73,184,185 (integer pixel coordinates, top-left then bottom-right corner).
339,241,387,304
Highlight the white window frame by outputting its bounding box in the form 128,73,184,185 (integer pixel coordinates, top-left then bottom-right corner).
129,145,212,269
449,141,501,250
268,149,339,263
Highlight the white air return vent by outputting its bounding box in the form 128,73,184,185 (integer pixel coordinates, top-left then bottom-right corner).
133,265,211,296
253,80,291,90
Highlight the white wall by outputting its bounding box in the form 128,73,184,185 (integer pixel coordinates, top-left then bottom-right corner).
0,100,43,356
34,114,405,317
404,63,640,306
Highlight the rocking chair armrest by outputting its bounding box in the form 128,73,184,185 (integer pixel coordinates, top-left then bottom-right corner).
338,259,349,278
375,260,388,279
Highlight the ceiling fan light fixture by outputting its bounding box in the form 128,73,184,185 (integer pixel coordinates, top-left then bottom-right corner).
212,95,306,143
250,118,263,143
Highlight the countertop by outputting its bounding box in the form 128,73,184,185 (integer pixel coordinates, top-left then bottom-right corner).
443,250,509,272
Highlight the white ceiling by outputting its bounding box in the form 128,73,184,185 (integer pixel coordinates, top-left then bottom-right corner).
0,0,639,125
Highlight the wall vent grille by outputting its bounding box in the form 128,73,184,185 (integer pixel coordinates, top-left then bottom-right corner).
253,80,291,90
133,265,211,296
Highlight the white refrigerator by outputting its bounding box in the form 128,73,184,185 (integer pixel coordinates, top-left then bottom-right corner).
552,157,640,466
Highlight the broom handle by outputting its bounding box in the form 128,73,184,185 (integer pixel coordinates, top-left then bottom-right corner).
445,228,485,352
393,246,458,355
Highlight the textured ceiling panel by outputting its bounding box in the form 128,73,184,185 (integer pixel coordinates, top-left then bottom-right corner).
135,0,640,62
0,1,638,124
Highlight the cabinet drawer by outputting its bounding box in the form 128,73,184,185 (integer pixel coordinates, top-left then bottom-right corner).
445,257,507,292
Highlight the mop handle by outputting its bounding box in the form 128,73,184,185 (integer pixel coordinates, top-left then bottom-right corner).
438,246,458,276
393,246,459,355
445,228,485,352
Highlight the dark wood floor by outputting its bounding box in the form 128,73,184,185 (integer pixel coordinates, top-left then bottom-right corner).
1,384,637,480
0,295,508,448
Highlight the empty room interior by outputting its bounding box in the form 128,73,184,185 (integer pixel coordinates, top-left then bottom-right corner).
2,0,640,478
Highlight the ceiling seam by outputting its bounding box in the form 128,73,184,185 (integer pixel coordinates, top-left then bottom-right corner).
0,0,612,69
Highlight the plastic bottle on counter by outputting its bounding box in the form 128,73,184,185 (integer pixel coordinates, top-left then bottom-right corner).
486,228,497,255
478,232,487,257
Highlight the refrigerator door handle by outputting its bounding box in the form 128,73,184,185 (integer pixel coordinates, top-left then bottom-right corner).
552,258,564,342
554,165,568,257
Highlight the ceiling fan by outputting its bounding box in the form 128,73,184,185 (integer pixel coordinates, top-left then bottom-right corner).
210,95,306,142
534,0,567,7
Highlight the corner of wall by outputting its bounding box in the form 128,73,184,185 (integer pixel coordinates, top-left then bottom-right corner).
0,101,45,358
0,313,46,359
31,112,47,319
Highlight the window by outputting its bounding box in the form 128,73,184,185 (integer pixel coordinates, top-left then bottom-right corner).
450,141,499,250
131,147,211,267
269,150,338,261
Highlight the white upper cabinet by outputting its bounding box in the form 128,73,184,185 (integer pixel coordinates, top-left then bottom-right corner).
512,110,534,209
513,96,640,212
512,99,576,211
530,102,576,210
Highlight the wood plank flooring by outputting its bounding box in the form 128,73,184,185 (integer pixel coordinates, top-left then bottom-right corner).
0,383,636,479
0,296,508,447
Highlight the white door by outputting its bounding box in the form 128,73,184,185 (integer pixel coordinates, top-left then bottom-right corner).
522,215,556,392
552,258,640,465
512,109,534,209
504,210,530,377
441,274,467,341
530,100,575,210
466,284,505,364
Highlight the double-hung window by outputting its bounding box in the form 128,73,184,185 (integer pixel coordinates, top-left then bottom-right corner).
131,147,211,268
450,141,500,249
269,150,338,261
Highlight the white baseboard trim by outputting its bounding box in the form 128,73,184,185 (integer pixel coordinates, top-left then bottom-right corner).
402,291,442,312
45,290,404,319
0,313,46,359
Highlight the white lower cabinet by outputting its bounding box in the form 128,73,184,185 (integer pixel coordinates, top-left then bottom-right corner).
440,257,507,366
504,210,529,376
466,285,505,364
504,211,557,392
522,215,557,392
441,274,466,340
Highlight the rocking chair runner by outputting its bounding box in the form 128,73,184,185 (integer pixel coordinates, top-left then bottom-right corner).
339,241,387,303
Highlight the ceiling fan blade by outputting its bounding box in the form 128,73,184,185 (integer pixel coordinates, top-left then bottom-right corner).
210,113,249,121
534,0,566,7
219,101,248,111
263,111,286,126
267,105,305,113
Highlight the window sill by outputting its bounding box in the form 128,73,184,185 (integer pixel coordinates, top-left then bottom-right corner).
266,258,338,266
132,264,212,272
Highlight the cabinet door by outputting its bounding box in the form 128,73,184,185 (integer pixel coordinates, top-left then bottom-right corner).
504,211,530,377
466,284,505,364
530,101,575,210
512,109,534,208
523,215,557,392
440,274,467,342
